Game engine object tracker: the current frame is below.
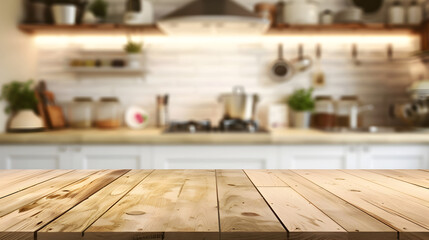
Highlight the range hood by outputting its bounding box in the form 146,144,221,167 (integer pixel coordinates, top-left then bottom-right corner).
157,0,270,36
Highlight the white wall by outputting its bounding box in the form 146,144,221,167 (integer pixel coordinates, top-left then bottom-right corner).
0,0,37,132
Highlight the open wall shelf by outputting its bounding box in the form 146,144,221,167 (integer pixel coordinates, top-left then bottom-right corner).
19,23,421,35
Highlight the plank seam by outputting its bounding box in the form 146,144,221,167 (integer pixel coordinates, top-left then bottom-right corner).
375,171,429,189
291,170,420,236
0,170,74,199
215,170,221,240
340,170,429,203
242,169,290,240
28,170,131,237
80,169,156,238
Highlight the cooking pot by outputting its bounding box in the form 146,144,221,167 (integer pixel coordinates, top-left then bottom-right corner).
219,86,259,121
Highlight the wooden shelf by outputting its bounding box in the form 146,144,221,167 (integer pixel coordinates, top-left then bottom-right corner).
18,23,421,35
18,24,162,35
67,67,145,74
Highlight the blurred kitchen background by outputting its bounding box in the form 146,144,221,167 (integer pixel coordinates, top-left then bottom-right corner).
1,0,425,129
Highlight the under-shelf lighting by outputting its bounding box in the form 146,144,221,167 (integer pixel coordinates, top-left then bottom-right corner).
34,34,418,47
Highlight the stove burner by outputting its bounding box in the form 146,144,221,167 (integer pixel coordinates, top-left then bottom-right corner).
219,118,259,133
164,119,267,133
165,120,211,133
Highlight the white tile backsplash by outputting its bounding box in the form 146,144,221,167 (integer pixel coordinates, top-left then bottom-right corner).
34,0,420,127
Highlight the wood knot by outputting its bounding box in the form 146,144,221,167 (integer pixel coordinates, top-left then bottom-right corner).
241,212,260,217
335,178,345,180
228,184,236,186
350,189,361,192
126,211,146,216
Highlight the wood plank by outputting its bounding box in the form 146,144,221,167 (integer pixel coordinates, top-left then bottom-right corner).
38,170,153,240
374,170,429,189
244,170,288,187
0,169,128,240
216,170,286,240
258,186,347,240
84,170,219,240
0,170,96,218
0,170,61,198
246,170,397,240
295,170,429,240
346,170,429,203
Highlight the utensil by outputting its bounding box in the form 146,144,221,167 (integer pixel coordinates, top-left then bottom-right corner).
291,44,312,72
352,43,361,66
218,86,259,121
269,44,294,82
156,94,169,128
312,44,326,87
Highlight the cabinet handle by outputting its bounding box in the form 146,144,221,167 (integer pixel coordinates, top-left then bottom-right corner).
59,146,67,152
73,146,82,152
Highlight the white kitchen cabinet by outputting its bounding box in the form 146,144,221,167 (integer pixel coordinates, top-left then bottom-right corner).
71,145,152,169
152,146,279,169
0,145,70,169
358,145,429,169
280,145,357,169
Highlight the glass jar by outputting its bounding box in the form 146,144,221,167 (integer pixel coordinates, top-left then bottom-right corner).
312,96,335,129
68,97,93,128
95,97,122,129
336,96,361,129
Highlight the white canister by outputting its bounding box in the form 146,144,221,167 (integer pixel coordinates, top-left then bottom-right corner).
407,0,423,25
388,1,405,25
268,104,289,129
284,0,319,25
52,4,77,25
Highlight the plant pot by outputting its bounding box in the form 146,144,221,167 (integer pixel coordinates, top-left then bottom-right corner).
52,4,77,25
8,110,45,133
292,111,311,129
127,54,142,68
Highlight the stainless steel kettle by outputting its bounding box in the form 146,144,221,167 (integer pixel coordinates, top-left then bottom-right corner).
218,86,259,121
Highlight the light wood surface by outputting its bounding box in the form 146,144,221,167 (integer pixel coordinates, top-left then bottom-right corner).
0,170,427,240
3,128,429,144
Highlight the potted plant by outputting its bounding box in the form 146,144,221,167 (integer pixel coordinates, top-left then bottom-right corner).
89,0,108,22
287,88,315,129
124,39,143,68
0,80,44,132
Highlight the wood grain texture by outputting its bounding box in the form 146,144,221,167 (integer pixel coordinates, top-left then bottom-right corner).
0,170,128,240
295,170,429,240
258,186,347,240
373,170,429,188
216,170,286,240
85,170,219,240
0,170,96,218
345,170,429,203
0,170,68,198
38,170,153,240
246,170,397,240
0,170,427,240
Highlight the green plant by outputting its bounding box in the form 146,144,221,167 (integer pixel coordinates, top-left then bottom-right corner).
89,0,108,19
124,40,143,54
287,88,315,112
0,80,38,114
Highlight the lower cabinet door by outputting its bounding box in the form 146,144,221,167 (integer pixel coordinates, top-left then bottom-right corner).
359,145,429,169
0,146,69,169
152,146,279,169
72,146,152,169
280,145,355,169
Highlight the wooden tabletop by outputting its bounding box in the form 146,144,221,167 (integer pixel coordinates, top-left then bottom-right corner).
0,169,428,240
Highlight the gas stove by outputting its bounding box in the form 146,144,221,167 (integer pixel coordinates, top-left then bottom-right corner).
164,119,268,133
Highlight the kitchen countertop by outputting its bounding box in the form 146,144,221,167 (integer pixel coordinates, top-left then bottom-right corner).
1,128,429,144
0,169,427,240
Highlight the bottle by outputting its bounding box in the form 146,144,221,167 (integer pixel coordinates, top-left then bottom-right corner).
388,1,405,25
424,0,429,20
408,0,423,25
